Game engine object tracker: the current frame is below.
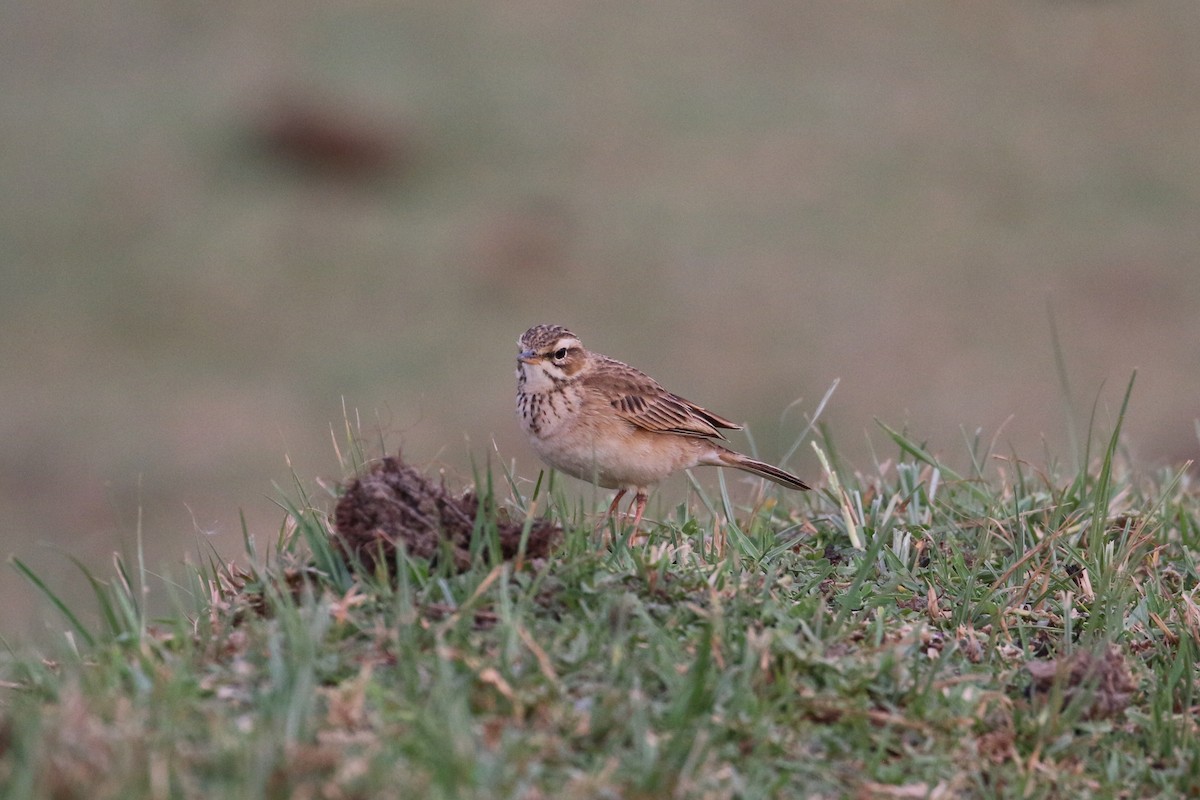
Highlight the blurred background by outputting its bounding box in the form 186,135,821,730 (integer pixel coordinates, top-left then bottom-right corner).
3,1,1198,638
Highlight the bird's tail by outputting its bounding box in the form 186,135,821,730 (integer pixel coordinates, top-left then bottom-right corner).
711,448,811,492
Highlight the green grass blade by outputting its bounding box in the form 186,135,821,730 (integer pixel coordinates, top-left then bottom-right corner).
9,557,96,648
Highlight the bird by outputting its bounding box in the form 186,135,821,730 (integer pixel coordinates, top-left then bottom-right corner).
515,324,810,530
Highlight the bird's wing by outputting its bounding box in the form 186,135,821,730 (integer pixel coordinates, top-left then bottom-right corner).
586,358,742,439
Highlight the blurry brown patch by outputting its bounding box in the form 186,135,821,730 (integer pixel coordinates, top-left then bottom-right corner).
1025,644,1137,719
333,453,561,575
975,724,1015,765
248,91,410,179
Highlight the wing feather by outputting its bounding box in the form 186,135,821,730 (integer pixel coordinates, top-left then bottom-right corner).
583,357,742,439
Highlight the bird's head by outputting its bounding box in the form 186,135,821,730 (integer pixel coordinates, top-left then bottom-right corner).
517,324,586,385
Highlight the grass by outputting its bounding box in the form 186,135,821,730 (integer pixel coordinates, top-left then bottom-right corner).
2,395,1199,798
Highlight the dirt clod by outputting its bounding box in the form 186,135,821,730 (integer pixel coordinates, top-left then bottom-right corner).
333,453,561,574
1025,644,1136,719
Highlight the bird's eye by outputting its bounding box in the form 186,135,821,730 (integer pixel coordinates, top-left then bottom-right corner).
553,347,568,360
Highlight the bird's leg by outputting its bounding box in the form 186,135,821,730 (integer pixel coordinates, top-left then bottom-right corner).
605,489,627,521
595,489,627,536
628,490,648,531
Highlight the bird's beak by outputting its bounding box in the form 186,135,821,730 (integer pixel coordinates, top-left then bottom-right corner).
517,349,539,364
